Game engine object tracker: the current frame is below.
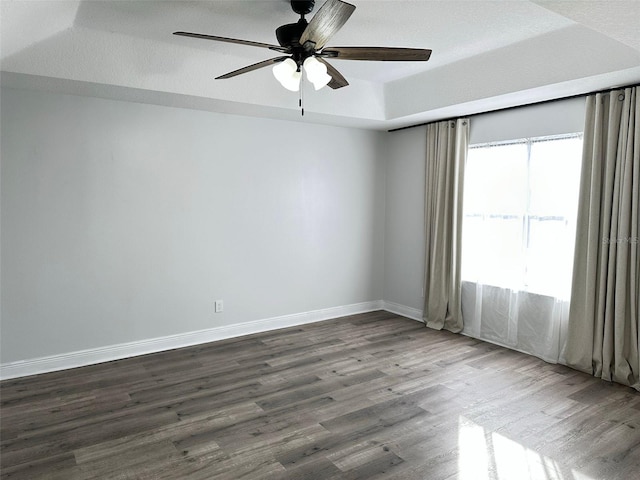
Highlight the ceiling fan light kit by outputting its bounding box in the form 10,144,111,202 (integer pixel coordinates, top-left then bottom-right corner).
273,58,302,91
303,57,332,90
173,0,432,93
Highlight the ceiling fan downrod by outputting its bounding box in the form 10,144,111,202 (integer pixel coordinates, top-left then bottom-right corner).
291,1,315,17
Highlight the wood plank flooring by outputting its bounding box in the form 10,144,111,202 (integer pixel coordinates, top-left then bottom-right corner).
1,311,639,479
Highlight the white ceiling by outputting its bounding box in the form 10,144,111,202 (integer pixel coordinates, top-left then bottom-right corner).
2,0,639,130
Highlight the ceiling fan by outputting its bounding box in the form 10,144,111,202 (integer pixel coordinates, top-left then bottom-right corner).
174,0,432,92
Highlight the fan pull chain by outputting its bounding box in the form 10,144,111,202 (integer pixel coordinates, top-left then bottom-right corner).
299,80,304,116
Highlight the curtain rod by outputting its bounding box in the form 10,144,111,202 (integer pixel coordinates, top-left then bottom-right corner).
387,82,640,133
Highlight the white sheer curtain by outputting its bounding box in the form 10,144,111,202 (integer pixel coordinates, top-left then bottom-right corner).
460,135,583,362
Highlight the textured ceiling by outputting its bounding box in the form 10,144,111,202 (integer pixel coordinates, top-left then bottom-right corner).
2,0,639,130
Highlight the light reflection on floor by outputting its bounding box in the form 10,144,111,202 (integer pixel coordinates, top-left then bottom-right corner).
457,416,596,480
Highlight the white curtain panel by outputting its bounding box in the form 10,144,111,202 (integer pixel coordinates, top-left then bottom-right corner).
564,87,640,390
423,118,469,332
461,283,569,363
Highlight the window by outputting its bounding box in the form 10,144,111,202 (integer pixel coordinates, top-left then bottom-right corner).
461,134,583,299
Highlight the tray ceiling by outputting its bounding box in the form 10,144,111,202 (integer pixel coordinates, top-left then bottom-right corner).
2,0,639,130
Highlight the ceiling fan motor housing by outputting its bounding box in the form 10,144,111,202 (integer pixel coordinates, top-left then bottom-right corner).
275,18,309,49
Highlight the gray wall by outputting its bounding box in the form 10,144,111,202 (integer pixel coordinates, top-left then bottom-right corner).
1,87,386,363
382,97,586,313
0,88,587,366
382,126,427,311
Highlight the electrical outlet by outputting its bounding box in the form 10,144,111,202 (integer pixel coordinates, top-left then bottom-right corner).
215,300,224,313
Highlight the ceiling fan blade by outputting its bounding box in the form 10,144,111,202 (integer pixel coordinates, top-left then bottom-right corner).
216,56,290,79
173,32,289,53
299,0,356,50
317,58,349,89
322,46,432,61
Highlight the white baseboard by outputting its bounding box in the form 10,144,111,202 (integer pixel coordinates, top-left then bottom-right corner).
0,300,384,380
382,301,424,323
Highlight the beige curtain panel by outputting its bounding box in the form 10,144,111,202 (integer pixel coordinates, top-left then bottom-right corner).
564,87,640,390
423,118,469,332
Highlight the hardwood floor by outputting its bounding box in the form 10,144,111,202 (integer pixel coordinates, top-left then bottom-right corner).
1,311,639,479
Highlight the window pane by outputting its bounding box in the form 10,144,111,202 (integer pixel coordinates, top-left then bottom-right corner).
465,143,528,215
529,137,582,217
525,218,575,298
461,215,484,281
462,215,523,289
482,217,524,288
